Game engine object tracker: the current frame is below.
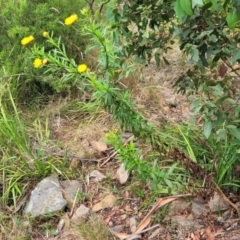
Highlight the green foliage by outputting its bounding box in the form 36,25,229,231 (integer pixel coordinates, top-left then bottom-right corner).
105,130,187,194
0,0,87,99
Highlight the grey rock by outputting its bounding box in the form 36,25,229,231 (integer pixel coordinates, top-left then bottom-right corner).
129,216,137,233
110,225,124,233
86,170,106,184
24,175,67,217
171,215,204,231
71,204,90,221
191,201,209,218
168,199,191,217
60,180,83,204
208,192,229,212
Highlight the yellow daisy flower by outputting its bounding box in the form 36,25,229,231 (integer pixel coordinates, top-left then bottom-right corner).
64,14,78,25
21,35,34,46
77,64,88,73
42,31,49,37
33,58,43,68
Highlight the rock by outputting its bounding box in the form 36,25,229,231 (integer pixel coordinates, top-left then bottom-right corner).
164,199,191,221
208,192,229,212
60,180,83,204
129,216,137,233
116,163,129,184
110,225,124,233
171,215,204,231
86,170,106,184
90,141,107,152
191,201,209,218
24,175,67,217
71,204,90,221
92,194,117,212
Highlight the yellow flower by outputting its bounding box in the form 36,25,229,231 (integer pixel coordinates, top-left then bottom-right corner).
77,64,88,73
81,8,88,15
42,31,49,37
33,58,43,68
21,35,34,45
64,14,78,25
105,133,110,138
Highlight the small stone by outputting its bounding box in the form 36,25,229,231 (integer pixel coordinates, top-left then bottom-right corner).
167,199,191,217
110,225,124,233
90,141,107,152
208,192,229,212
69,158,81,169
92,194,117,212
87,170,106,183
129,216,137,233
116,163,129,184
171,216,204,231
191,201,209,218
71,204,90,221
24,175,67,217
60,180,83,205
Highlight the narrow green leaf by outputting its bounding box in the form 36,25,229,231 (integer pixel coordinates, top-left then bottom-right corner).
204,121,212,139
226,11,240,30
228,127,240,140
175,0,186,20
180,0,193,16
231,50,240,63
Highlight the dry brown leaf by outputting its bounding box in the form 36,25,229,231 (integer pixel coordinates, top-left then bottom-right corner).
112,194,191,239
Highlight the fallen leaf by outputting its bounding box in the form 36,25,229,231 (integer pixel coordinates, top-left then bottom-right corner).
112,194,192,239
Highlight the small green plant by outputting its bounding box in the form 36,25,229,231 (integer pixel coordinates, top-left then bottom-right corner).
105,130,188,194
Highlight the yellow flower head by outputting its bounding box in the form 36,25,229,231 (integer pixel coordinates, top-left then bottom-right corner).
105,133,110,139
64,14,78,25
81,8,88,15
21,35,34,46
77,64,88,73
33,58,43,68
42,31,49,38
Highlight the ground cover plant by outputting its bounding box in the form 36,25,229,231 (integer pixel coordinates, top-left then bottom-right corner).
1,0,240,239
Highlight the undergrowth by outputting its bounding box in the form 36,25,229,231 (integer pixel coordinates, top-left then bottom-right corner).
1,0,240,239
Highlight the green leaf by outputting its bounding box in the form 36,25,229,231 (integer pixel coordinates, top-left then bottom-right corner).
228,127,240,140
226,11,240,30
216,129,227,142
192,0,204,8
191,48,200,62
180,0,193,16
175,0,186,21
231,50,240,63
204,121,212,139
